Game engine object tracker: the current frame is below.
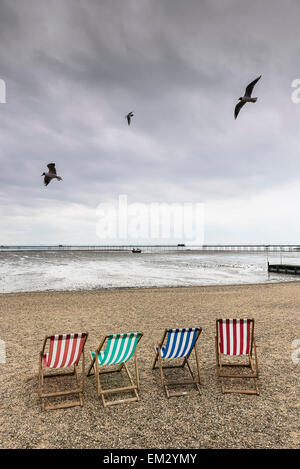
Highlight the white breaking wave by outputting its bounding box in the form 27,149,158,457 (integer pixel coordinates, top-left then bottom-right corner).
0,250,299,293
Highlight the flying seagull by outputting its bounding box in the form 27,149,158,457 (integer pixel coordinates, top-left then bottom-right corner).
126,111,134,125
41,163,63,186
234,75,261,119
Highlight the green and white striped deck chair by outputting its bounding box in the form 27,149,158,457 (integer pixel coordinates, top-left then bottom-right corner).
87,332,143,407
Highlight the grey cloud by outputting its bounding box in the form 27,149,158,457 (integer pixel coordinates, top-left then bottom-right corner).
1,0,300,242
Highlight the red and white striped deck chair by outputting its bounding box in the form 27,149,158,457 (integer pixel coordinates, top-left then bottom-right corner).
216,319,259,395
38,332,88,410
152,327,202,398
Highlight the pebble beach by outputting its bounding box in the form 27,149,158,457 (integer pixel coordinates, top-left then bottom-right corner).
0,282,299,449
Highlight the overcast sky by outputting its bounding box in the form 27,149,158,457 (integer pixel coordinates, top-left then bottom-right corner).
1,0,300,245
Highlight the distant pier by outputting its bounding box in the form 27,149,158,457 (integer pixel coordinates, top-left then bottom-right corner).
1,244,300,253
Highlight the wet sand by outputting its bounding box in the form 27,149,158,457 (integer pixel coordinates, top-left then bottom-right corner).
0,282,299,449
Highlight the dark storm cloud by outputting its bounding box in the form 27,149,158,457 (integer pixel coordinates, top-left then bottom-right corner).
1,0,300,243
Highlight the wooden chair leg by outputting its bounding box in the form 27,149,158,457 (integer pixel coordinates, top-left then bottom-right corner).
217,354,259,395
157,348,168,397
124,362,139,401
152,350,159,370
155,351,201,397
135,352,140,389
39,360,86,410
194,343,201,386
93,358,141,407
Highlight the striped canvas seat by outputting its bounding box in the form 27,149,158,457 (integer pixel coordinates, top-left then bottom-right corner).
217,319,251,356
87,331,143,407
43,333,87,368
216,318,259,395
152,326,202,398
38,331,88,411
91,332,142,366
156,328,200,359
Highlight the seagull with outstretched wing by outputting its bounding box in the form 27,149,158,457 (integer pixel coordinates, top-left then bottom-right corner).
41,163,63,186
234,75,261,119
126,111,134,125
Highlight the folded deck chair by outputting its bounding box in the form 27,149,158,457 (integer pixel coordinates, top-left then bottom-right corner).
87,332,143,407
38,332,88,410
216,318,259,395
152,327,202,398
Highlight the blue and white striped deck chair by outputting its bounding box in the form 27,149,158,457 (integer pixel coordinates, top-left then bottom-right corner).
87,332,143,407
152,327,202,398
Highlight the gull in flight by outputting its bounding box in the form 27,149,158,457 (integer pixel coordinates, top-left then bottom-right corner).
234,75,261,119
126,111,134,125
41,163,63,186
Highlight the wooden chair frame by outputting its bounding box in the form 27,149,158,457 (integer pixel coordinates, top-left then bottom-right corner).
215,319,259,395
87,333,143,407
152,327,202,398
38,333,88,411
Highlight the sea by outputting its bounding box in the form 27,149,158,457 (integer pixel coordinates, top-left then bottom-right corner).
0,247,300,294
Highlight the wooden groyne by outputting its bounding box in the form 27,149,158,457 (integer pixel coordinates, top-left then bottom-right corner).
268,262,300,275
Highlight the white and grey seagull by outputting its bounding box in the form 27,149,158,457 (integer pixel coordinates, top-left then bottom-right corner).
41,163,63,186
126,111,134,126
234,75,261,119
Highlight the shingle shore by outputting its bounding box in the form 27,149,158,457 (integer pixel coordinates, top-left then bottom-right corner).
0,282,299,449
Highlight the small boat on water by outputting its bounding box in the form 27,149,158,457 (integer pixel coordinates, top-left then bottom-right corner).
132,248,142,253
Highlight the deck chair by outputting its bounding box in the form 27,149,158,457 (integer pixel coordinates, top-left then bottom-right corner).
38,332,88,410
87,332,143,407
152,327,202,398
216,318,259,395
